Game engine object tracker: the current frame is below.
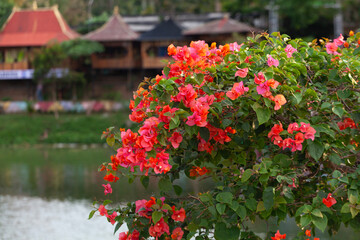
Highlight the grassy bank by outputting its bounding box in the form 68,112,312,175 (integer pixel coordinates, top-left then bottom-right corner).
0,112,130,145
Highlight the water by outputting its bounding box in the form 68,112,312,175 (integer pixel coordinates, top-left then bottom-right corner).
0,146,359,240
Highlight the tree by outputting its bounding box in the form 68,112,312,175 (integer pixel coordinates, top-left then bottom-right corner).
0,0,13,29
92,32,360,239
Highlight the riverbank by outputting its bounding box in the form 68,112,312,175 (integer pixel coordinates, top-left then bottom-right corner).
0,112,131,145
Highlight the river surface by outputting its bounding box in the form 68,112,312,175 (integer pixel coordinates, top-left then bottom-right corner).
0,146,359,240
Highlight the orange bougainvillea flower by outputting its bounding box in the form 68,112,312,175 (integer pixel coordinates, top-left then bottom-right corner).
344,42,349,48
274,94,287,110
167,44,177,56
350,30,354,36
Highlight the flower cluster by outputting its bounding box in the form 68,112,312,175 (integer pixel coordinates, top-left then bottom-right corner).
117,197,186,240
337,118,357,130
189,166,210,177
98,205,118,225
268,122,316,151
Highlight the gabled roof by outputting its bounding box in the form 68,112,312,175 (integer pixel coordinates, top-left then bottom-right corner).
139,18,183,41
84,8,138,42
184,17,260,36
0,6,79,47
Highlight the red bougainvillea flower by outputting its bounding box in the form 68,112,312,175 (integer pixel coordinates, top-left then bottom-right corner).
254,72,265,84
287,122,300,134
274,94,287,110
171,207,186,222
107,211,118,225
268,122,284,141
149,218,170,238
271,230,286,240
145,197,156,208
226,81,249,100
267,55,279,67
104,173,119,182
102,183,112,195
235,68,248,78
305,229,311,237
171,227,184,240
168,132,183,149
299,122,316,141
284,44,297,58
314,238,320,240
119,231,140,240
98,205,107,216
338,118,357,130
189,166,210,177
323,193,337,207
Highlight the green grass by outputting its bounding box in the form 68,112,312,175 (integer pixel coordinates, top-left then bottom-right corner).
0,112,130,145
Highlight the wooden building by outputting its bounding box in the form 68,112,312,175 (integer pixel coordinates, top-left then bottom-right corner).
84,7,139,70
0,4,79,100
0,4,78,72
184,15,260,44
138,18,187,69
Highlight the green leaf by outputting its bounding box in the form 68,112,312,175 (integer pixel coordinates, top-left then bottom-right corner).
341,203,351,213
256,201,266,212
173,185,183,196
252,103,271,125
114,222,122,234
293,92,302,104
216,192,234,204
158,178,173,192
350,207,360,218
216,203,226,215
199,127,210,142
337,89,351,99
307,140,324,161
312,215,328,232
300,214,311,227
140,175,149,189
312,209,323,218
241,169,253,182
88,210,96,220
199,193,212,202
152,211,163,224
236,205,247,220
329,154,342,165
263,187,274,210
103,200,112,206
332,106,345,118
214,222,240,240
163,66,170,77
245,198,257,211
222,119,233,127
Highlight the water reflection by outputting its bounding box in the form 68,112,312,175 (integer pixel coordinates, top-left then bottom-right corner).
0,147,359,240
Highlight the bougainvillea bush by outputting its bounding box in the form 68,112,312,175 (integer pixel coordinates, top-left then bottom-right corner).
90,32,360,239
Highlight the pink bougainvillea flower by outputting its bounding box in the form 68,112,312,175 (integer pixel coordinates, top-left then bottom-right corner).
226,81,249,100
334,34,345,46
274,94,287,110
323,193,337,208
102,183,112,195
171,227,184,240
254,72,265,84
287,122,300,134
235,68,248,78
171,207,186,222
284,44,297,58
168,131,183,149
299,122,316,141
326,42,340,55
271,230,286,240
176,84,197,108
229,42,243,51
267,55,279,67
256,83,271,97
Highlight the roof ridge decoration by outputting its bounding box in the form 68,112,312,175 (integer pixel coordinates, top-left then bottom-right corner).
84,7,138,42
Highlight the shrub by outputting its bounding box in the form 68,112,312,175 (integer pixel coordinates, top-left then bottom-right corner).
91,32,360,239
